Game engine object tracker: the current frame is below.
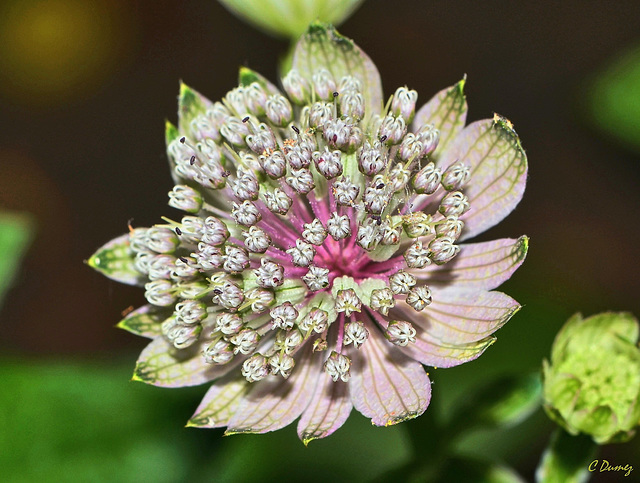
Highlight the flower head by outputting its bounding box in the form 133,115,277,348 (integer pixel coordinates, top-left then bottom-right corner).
88,24,528,444
543,312,640,444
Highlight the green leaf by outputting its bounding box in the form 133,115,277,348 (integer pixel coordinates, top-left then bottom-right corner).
292,23,383,119
0,211,34,306
449,373,542,435
87,232,146,286
117,304,169,338
535,429,597,483
218,0,365,39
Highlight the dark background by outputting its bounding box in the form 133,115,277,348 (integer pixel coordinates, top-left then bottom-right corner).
1,1,639,481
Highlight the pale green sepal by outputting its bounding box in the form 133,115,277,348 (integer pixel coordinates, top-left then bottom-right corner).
219,0,365,40
238,67,281,97
331,276,387,306
297,291,337,325
413,77,467,158
535,429,597,483
178,82,211,135
187,376,249,428
87,233,146,286
117,304,169,339
292,23,383,119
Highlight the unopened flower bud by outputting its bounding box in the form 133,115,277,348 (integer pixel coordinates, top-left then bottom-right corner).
413,162,442,195
389,270,416,295
406,286,433,311
242,353,270,382
429,236,460,265
343,320,369,349
168,185,202,213
441,161,470,191
439,191,470,217
324,351,351,382
391,87,418,122
386,320,417,346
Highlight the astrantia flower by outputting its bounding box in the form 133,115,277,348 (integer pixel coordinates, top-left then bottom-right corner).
543,312,640,444
88,24,528,444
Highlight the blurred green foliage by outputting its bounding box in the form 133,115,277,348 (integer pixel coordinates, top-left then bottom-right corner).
0,212,33,307
586,43,640,153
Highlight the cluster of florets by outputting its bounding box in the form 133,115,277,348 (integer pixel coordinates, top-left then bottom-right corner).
126,65,473,386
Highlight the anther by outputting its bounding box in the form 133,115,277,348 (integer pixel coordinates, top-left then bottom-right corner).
175,227,182,235
190,155,196,165
379,135,387,142
292,125,300,135
179,137,186,143
179,256,188,264
242,116,250,123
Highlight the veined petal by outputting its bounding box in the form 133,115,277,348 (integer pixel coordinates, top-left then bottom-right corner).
117,304,168,338
349,325,431,426
187,376,249,428
292,23,383,117
413,78,467,156
178,82,213,134
225,343,320,434
409,236,529,292
388,291,519,367
133,338,238,388
297,366,353,445
87,233,145,286
439,117,527,240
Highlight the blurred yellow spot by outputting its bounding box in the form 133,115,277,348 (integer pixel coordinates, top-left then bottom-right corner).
0,0,132,105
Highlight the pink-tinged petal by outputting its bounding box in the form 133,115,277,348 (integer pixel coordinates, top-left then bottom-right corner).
349,326,431,426
409,236,529,292
388,291,520,367
178,82,213,134
133,338,238,388
87,233,146,286
117,304,169,339
297,368,353,445
412,78,467,155
187,376,249,428
292,23,383,117
225,343,321,434
439,118,528,240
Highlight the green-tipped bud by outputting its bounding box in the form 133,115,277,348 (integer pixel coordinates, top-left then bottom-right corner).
543,312,640,444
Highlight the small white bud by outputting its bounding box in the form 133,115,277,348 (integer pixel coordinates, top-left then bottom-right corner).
254,258,285,288
162,315,201,349
232,167,259,201
179,216,205,243
231,200,262,227
302,218,328,246
168,185,202,213
203,339,235,364
146,227,179,254
413,162,442,195
220,116,250,146
243,226,271,253
313,148,343,179
263,188,292,215
148,254,176,280
215,312,243,335
213,281,244,310
286,239,316,267
389,270,416,295
369,288,395,316
201,216,229,246
245,123,277,154
343,320,369,349
308,101,333,128
391,87,418,122
439,191,470,217
270,302,299,330
230,328,260,355
243,82,267,116
299,308,329,333
429,236,460,265
358,141,387,176
175,299,207,325
269,352,295,379
282,69,310,104
222,245,250,273
333,176,360,205
406,286,433,311
258,150,287,179
323,118,352,149
302,265,330,291
326,212,351,240
404,240,431,269
311,68,337,101
416,124,440,157
242,353,270,382
378,114,407,144
385,320,417,346
265,94,293,126
286,167,315,194
144,280,176,306
244,287,274,312
192,243,223,270
335,288,362,317
324,351,351,382
441,161,470,191
435,216,464,240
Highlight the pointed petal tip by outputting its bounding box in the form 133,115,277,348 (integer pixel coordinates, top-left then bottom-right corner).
492,113,526,153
